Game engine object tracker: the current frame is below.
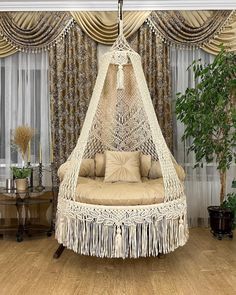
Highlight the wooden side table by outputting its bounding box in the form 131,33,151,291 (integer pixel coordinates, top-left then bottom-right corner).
0,187,55,242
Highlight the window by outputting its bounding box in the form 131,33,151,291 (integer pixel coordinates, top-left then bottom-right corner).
0,52,50,185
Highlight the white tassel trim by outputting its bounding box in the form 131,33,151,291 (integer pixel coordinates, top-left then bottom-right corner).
55,212,189,259
178,215,185,247
115,226,123,257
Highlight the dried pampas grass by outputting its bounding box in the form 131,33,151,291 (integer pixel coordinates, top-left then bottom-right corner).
13,125,35,160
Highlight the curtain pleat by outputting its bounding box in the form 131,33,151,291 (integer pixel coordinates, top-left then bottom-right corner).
71,11,151,45
129,23,173,150
49,23,97,174
179,11,236,54
0,37,17,57
200,13,236,54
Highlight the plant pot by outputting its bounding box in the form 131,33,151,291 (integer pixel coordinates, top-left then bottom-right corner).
15,178,28,192
208,206,234,240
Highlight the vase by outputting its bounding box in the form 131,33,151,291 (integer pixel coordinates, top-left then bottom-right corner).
15,178,28,192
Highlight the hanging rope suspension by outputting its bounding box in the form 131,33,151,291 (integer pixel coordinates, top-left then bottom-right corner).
117,0,125,90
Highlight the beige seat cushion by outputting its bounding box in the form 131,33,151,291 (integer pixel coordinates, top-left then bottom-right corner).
58,159,95,181
76,177,164,206
104,151,141,183
149,160,186,181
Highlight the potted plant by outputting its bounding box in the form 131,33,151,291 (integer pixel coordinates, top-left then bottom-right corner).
222,191,236,230
11,125,35,191
11,167,31,191
175,47,236,239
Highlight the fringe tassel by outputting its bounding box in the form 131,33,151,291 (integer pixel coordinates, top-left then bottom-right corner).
117,64,124,90
56,213,189,259
178,215,185,247
115,226,123,257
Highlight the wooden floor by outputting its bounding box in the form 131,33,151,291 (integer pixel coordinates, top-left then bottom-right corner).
0,228,236,295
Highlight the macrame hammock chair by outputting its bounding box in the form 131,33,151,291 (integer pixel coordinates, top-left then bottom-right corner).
54,1,188,259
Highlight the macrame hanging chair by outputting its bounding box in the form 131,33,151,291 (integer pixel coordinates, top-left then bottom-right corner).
54,1,188,259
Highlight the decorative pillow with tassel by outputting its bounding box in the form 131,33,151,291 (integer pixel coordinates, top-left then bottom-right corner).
95,152,151,178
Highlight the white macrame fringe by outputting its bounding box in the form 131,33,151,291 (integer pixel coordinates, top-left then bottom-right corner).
56,212,188,259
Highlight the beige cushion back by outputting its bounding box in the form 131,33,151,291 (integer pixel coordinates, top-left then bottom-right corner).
149,161,162,179
79,159,95,177
58,158,95,181
95,153,105,177
140,154,152,177
149,160,186,181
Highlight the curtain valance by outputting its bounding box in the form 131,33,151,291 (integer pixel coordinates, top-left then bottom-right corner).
0,10,236,57
70,11,150,45
0,12,74,55
146,11,234,50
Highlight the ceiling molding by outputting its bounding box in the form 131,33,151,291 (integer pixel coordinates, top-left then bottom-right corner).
0,1,235,11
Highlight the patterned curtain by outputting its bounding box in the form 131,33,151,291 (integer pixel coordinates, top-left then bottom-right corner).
147,11,236,54
49,23,97,175
128,22,173,150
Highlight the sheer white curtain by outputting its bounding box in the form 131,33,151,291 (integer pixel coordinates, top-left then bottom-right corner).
0,52,50,185
170,48,236,227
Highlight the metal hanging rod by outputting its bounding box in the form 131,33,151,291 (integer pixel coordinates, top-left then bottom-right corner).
118,0,123,35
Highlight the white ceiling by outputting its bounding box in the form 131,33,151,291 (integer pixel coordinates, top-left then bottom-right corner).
0,0,235,11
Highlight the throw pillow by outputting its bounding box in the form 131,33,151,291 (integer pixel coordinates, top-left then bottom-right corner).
104,151,141,182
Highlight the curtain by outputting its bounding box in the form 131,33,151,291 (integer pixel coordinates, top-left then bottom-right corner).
129,23,173,149
170,48,236,227
0,51,50,185
0,11,236,57
49,23,97,173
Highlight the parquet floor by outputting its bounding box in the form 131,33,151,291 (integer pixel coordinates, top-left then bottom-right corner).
0,228,236,295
